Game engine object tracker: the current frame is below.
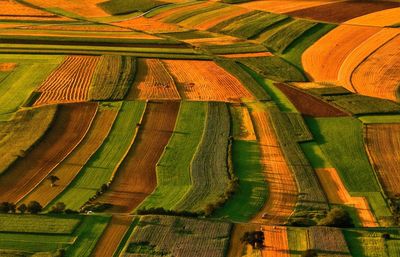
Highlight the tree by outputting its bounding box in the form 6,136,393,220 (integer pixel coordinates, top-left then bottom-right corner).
317,208,354,228
27,201,42,214
51,202,66,213
17,204,27,214
241,231,264,249
47,175,60,187
302,249,318,257
0,202,15,213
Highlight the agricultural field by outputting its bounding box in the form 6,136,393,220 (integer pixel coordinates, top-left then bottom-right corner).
0,0,399,256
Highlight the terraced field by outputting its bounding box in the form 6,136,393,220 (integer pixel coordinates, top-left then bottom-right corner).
0,1,399,256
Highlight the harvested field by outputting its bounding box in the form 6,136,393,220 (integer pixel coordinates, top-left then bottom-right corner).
238,0,341,13
21,24,132,32
315,168,378,227
97,101,180,213
345,7,400,27
21,103,119,207
351,35,400,101
308,226,351,256
0,103,97,203
338,28,399,93
285,1,400,23
162,60,254,102
127,59,180,100
89,55,136,101
0,105,57,175
35,55,100,106
27,0,109,17
274,83,348,117
184,36,241,46
262,226,290,257
91,215,132,257
0,63,16,72
250,107,297,224
365,124,400,198
113,17,186,33
302,25,381,82
220,52,273,58
0,0,67,21
230,105,256,141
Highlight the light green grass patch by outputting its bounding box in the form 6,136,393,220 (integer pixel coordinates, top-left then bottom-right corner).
358,114,400,124
287,227,308,256
300,142,332,169
0,233,73,253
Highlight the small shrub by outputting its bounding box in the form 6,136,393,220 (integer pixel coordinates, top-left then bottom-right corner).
317,208,354,228
27,201,42,214
302,249,318,257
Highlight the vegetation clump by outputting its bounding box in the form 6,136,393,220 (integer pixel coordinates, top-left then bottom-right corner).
317,208,354,228
241,231,264,249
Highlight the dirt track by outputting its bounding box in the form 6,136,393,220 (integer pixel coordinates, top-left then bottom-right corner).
0,103,97,203
97,101,180,213
250,108,298,225
91,215,133,257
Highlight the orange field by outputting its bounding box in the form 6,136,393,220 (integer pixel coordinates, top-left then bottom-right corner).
250,108,297,224
20,24,132,32
91,215,133,257
238,0,342,13
351,35,400,101
0,0,67,21
315,168,378,227
232,105,257,141
26,0,109,17
0,103,97,203
193,7,250,30
162,60,254,102
21,106,118,207
365,124,400,198
220,52,273,58
34,56,100,106
184,36,241,46
97,101,180,213
0,62,17,72
127,59,181,100
345,7,400,27
262,226,290,257
302,25,381,82
113,17,186,33
338,28,399,93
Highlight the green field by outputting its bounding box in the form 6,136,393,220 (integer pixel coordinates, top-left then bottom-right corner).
138,101,207,211
98,0,167,15
49,101,145,210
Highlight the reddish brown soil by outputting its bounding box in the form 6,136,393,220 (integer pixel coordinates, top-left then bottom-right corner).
97,101,180,213
91,215,133,257
286,1,400,23
275,83,348,117
0,103,97,203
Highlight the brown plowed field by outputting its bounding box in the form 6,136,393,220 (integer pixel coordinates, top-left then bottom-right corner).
91,215,133,257
338,28,399,92
162,60,254,102
345,7,400,27
194,7,250,30
113,17,185,33
127,59,181,100
239,0,342,13
250,108,298,225
308,226,351,256
0,62,16,72
262,226,290,257
97,101,180,213
315,168,378,227
220,52,273,58
21,106,118,207
0,103,97,203
365,124,400,198
34,55,100,106
302,25,381,82
275,83,348,117
286,1,400,23
26,0,109,17
351,35,400,101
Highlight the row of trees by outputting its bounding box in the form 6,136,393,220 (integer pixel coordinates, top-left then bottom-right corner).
0,201,42,214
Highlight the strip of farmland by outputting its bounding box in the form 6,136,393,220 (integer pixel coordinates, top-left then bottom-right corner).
162,60,254,102
365,124,400,198
137,101,207,212
262,226,290,257
307,226,351,256
174,102,231,213
48,101,146,211
34,55,100,106
21,102,120,207
0,102,97,203
96,101,180,213
127,58,181,100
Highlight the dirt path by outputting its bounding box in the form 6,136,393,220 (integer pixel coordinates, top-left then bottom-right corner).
97,101,180,213
315,168,378,227
91,215,133,257
250,108,298,225
0,103,97,203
